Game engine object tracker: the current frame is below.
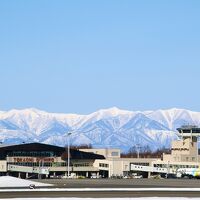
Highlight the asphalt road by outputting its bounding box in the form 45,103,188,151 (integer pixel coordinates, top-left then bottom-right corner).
1,190,200,198
1,179,200,198
34,178,200,188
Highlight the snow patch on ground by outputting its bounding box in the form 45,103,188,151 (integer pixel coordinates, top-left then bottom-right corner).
0,176,52,187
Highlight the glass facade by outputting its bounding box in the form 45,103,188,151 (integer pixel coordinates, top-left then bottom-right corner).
8,161,66,167
7,151,56,157
99,163,109,168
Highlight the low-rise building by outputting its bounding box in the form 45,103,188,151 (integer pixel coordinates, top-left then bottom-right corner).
0,143,104,178
81,125,200,178
0,125,199,179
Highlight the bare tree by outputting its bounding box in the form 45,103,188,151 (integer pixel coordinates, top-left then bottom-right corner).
70,143,93,150
121,146,170,158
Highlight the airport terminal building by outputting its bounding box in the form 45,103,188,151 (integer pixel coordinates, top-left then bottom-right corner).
81,125,200,178
0,125,200,179
0,143,105,178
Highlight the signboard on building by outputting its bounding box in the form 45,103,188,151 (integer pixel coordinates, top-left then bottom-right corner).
12,157,55,163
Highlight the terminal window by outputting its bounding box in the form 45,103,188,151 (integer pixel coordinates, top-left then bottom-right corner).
111,152,119,156
99,163,109,168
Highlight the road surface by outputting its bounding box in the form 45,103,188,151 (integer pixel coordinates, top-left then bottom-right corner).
1,179,200,198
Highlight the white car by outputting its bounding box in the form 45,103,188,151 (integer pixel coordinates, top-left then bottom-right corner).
132,173,143,179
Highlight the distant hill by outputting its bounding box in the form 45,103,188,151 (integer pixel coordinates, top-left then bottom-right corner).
0,107,199,152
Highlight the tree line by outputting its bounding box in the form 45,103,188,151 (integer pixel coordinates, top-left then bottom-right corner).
67,143,171,159
121,145,171,158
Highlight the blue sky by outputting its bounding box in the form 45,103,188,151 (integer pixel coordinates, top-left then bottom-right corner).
0,1,200,114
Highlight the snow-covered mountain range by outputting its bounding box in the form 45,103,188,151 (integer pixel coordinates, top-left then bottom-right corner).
0,107,200,152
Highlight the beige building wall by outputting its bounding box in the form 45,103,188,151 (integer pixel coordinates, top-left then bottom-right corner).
163,137,198,163
93,157,158,177
79,148,121,158
0,161,7,172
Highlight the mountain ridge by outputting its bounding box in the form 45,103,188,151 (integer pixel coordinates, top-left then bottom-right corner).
0,107,199,152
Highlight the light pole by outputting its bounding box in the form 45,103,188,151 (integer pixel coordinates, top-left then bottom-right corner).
135,144,141,158
196,136,199,165
67,132,72,178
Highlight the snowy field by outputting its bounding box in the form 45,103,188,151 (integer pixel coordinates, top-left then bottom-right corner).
0,176,52,187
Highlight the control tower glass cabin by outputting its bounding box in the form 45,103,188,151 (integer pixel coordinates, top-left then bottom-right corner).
177,125,200,142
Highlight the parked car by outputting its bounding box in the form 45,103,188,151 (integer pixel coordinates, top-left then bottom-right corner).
90,175,98,178
61,173,76,179
123,175,131,179
132,173,143,179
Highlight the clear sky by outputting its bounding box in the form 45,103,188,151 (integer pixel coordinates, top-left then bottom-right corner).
0,0,200,114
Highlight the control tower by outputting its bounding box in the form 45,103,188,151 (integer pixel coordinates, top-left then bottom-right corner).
163,125,200,163
177,125,200,141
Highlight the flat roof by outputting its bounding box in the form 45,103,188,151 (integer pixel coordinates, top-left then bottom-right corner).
177,126,200,133
0,142,105,160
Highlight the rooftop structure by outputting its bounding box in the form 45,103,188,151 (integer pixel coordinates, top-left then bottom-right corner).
177,125,200,139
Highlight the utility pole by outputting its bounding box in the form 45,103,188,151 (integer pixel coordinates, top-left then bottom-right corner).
135,144,141,158
67,132,72,178
197,137,199,165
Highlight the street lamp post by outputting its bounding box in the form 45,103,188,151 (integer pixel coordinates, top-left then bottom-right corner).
197,137,199,165
67,132,72,178
135,144,141,158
